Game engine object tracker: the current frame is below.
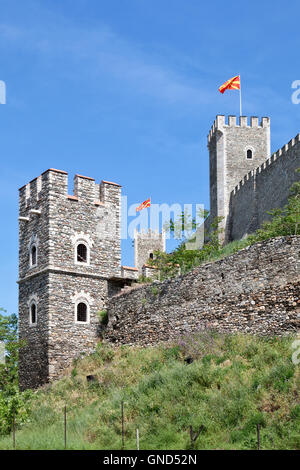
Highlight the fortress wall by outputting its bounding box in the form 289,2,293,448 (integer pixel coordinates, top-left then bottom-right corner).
228,171,257,241
255,137,300,226
229,135,300,240
104,237,300,346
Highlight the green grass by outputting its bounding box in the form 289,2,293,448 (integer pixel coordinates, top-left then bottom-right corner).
0,333,299,450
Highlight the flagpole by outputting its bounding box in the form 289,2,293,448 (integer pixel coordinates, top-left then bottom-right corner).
239,75,242,116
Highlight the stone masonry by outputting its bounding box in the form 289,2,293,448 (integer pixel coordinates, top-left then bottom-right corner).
229,132,300,241
206,115,270,243
206,115,300,243
104,236,300,346
134,229,166,276
18,114,300,389
18,169,137,389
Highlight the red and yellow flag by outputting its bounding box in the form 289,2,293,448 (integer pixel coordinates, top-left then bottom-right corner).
136,198,151,212
219,75,240,94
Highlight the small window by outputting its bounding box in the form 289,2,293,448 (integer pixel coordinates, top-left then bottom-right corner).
77,302,87,322
30,302,37,325
77,244,87,263
247,149,253,159
149,253,154,260
30,244,37,266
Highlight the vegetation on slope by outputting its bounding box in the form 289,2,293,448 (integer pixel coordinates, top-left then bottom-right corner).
0,332,299,450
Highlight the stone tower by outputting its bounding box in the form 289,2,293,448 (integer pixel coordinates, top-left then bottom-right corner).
134,229,166,276
18,169,133,390
207,115,270,242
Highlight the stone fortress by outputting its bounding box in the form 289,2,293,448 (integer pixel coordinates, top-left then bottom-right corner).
18,115,300,389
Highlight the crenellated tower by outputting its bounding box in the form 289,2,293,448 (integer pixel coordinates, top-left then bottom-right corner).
134,229,166,277
18,168,135,389
206,115,270,242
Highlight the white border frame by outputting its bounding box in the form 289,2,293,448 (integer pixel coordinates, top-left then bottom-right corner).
28,234,39,269
71,232,94,267
245,146,255,160
74,299,90,325
30,243,38,268
29,299,38,327
75,241,90,266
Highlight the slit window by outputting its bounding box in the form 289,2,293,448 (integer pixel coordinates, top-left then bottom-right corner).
30,303,37,324
77,244,87,263
77,302,87,322
247,149,253,159
31,245,37,266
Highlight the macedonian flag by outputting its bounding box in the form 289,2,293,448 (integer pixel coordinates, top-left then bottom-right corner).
136,198,151,212
219,75,240,94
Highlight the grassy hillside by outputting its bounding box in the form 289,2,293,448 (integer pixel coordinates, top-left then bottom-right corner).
0,332,299,450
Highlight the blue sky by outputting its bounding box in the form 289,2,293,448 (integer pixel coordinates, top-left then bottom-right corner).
1,0,300,315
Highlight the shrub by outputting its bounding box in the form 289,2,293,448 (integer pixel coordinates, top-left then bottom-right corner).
98,310,108,326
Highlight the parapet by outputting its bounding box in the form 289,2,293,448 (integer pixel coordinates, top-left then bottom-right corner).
134,228,166,241
19,168,121,213
231,131,300,197
208,115,270,144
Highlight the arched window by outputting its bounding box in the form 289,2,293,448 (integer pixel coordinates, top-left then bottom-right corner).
77,302,88,323
247,149,253,159
77,243,87,263
30,244,37,267
30,302,37,325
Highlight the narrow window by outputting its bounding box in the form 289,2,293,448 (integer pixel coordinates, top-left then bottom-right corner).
30,303,37,324
77,243,87,263
31,244,37,266
149,253,154,260
77,302,87,322
247,149,253,159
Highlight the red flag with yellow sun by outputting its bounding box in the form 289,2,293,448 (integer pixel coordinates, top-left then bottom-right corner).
219,75,242,115
219,75,240,94
136,198,151,212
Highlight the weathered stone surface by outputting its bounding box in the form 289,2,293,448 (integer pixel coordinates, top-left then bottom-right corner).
105,237,300,346
206,116,300,244
134,229,165,275
18,169,124,390
17,115,300,390
207,115,270,243
229,136,300,241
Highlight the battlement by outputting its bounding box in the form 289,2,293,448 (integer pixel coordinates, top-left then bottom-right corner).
208,115,270,144
19,169,121,214
232,131,300,196
134,228,165,240
134,229,166,274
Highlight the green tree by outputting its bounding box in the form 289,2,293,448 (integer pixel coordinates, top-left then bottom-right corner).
0,309,19,391
0,309,32,436
149,212,224,280
147,168,300,280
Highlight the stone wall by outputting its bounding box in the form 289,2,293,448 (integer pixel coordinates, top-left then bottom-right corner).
229,135,300,241
47,273,107,382
104,237,300,346
18,273,49,390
